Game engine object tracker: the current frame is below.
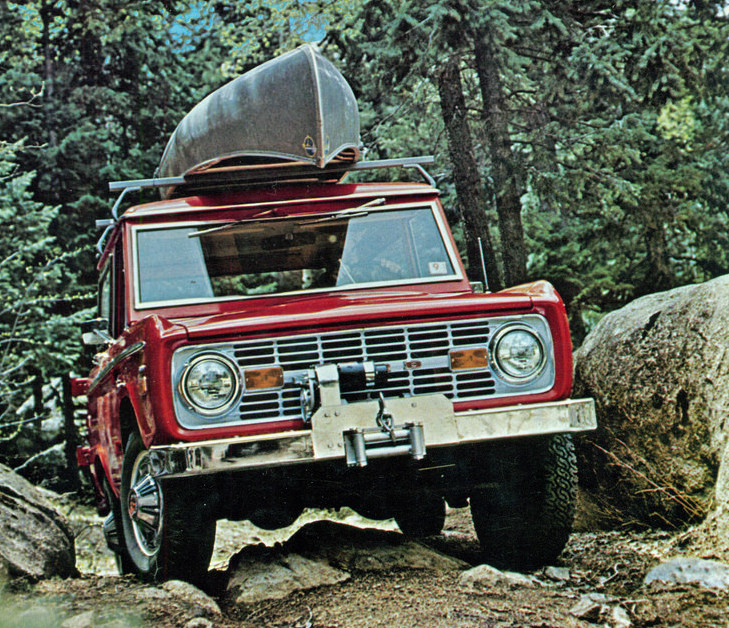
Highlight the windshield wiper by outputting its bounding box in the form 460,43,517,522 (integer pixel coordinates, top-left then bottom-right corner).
188,197,386,237
294,198,386,225
188,212,289,238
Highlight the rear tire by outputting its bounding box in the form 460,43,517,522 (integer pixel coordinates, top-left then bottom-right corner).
470,434,577,570
394,490,446,537
119,432,216,584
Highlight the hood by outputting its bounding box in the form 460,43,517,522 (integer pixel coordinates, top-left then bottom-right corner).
172,288,538,341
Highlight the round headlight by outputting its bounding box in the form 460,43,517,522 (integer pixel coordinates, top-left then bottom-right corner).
493,326,546,381
181,354,240,415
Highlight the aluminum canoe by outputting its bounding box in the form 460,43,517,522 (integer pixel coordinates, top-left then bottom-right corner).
156,44,360,197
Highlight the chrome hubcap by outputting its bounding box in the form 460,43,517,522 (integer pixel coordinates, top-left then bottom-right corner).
127,451,163,557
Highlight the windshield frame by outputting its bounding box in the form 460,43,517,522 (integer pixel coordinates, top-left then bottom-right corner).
130,200,464,310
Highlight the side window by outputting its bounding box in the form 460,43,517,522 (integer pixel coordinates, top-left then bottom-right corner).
99,262,112,332
112,239,126,337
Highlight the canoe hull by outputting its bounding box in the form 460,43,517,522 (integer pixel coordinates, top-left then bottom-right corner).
156,45,360,195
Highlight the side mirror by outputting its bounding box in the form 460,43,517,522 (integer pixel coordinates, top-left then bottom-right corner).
470,281,485,294
81,318,112,346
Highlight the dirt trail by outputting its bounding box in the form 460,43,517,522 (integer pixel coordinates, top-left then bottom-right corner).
2,505,728,627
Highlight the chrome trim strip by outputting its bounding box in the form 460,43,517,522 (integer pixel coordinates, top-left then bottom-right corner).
135,275,462,311
88,341,145,394
149,431,314,477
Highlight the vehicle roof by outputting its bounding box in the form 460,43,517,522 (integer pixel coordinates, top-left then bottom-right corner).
121,181,438,221
98,180,439,267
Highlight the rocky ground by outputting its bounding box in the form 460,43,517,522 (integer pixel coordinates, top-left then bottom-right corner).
2,499,729,628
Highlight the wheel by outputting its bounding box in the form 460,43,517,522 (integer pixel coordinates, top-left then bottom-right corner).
470,434,577,571
102,479,135,575
394,490,446,537
119,432,216,584
352,497,393,522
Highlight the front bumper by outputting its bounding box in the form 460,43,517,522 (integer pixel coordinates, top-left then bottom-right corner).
149,396,596,479
150,395,596,479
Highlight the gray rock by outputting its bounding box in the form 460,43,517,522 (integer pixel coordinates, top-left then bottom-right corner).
226,520,468,606
61,610,95,628
0,463,76,579
611,605,633,628
0,556,10,584
543,565,571,582
285,520,468,573
227,551,349,605
569,593,608,622
133,587,170,601
12,605,59,628
458,563,541,589
184,619,214,628
573,276,729,527
162,580,221,616
644,556,729,589
13,443,67,488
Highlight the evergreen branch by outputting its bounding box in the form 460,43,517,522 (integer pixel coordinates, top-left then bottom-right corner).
0,84,45,109
0,421,24,443
0,414,45,430
0,251,21,268
1,357,31,378
0,251,68,371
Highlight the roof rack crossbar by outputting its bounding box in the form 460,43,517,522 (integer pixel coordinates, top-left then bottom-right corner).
109,176,186,193
107,156,436,193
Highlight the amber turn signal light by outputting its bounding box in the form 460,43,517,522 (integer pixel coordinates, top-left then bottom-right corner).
450,348,488,371
244,367,284,390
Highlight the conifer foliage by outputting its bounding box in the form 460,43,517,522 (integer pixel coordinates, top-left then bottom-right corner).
1,1,728,445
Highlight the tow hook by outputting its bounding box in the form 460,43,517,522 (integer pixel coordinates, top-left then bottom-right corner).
375,393,396,443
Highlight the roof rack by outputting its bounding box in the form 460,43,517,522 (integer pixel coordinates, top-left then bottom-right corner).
108,156,436,193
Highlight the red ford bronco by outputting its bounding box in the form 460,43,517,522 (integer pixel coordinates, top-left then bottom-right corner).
75,45,596,583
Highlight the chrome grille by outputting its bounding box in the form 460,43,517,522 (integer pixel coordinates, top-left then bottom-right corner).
233,319,496,424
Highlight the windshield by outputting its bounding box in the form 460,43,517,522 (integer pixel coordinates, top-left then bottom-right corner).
134,206,457,305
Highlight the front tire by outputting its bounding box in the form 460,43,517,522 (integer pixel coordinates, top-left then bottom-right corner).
102,479,135,575
119,433,216,584
470,434,577,571
394,490,446,538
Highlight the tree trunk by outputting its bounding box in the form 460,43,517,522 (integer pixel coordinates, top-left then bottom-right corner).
473,29,527,287
436,56,502,290
642,215,672,294
30,366,43,436
61,373,80,491
40,0,58,204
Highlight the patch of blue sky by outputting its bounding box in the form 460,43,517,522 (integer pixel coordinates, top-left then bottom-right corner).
167,1,218,51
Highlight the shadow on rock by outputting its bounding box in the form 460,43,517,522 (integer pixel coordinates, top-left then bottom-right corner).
224,520,469,606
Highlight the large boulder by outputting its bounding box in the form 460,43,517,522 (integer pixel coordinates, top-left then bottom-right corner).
573,275,729,529
0,463,76,579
